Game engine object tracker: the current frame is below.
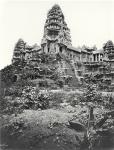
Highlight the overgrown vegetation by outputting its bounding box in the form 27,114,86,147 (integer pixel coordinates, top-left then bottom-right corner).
0,53,114,150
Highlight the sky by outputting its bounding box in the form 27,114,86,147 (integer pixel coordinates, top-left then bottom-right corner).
0,0,114,69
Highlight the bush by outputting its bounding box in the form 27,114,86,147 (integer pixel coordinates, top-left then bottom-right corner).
102,94,114,109
55,79,64,88
21,87,50,110
38,80,48,87
49,92,65,107
65,92,82,107
5,87,23,97
80,83,103,104
1,86,51,115
4,79,35,97
0,96,23,115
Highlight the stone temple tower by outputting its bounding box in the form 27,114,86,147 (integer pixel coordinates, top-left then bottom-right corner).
41,4,72,54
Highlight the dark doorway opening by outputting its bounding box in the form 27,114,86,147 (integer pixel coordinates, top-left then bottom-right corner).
13,75,17,82
48,47,50,52
60,47,62,53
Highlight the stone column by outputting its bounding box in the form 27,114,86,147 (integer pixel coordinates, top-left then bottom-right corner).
44,44,48,53
98,54,99,62
98,54,100,61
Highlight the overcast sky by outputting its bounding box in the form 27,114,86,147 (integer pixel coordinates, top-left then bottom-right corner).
0,0,114,69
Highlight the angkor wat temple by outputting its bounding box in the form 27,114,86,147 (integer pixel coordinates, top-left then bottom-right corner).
12,4,114,88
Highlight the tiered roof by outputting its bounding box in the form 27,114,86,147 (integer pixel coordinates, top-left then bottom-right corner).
103,40,114,53
42,4,71,46
14,39,25,52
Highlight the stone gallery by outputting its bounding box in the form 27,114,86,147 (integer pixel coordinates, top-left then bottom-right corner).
12,4,114,88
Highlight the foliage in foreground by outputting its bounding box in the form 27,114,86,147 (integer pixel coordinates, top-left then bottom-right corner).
1,86,51,115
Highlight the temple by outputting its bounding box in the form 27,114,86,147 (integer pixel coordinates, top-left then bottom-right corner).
12,4,114,88
41,4,72,54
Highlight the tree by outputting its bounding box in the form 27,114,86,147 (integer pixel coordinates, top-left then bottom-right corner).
82,74,102,103
83,84,97,102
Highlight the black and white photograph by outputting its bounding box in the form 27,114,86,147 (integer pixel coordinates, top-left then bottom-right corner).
0,0,114,150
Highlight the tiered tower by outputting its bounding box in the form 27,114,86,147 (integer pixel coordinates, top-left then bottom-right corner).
12,39,25,63
103,40,114,60
103,40,114,85
41,4,72,54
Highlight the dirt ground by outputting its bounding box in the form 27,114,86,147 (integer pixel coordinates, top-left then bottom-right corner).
1,104,114,150
0,88,114,150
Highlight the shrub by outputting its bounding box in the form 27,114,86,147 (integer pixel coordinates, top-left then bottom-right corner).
5,87,23,97
0,96,23,115
55,79,64,88
77,83,103,104
48,92,65,107
4,79,35,97
102,94,114,109
21,87,50,110
38,80,48,87
1,86,51,115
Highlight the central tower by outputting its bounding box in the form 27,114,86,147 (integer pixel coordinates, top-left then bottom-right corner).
41,4,72,54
